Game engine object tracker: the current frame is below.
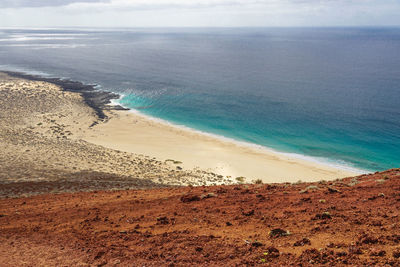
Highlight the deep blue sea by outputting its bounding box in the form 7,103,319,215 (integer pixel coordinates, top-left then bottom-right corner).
1,27,400,172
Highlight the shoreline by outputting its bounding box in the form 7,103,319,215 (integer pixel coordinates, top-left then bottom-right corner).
113,97,366,175
83,109,360,182
1,70,362,183
4,69,366,174
2,71,129,120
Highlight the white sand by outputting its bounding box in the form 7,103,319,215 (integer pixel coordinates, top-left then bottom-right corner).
83,110,361,183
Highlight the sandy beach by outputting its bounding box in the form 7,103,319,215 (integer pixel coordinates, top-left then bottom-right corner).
85,109,359,183
0,71,359,198
0,72,233,197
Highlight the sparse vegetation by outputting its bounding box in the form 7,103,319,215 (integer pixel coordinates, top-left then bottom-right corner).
236,176,245,183
254,179,263,184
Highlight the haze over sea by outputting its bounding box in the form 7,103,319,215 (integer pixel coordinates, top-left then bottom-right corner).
1,27,399,172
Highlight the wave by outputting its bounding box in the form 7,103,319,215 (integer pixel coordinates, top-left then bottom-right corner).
0,43,87,49
0,36,78,42
0,65,70,79
110,95,369,175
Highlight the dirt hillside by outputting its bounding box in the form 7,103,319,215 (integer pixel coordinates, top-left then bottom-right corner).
1,169,400,266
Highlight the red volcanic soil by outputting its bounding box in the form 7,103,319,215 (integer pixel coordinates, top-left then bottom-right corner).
1,169,400,266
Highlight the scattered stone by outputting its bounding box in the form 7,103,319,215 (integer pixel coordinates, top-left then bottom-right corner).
263,246,280,258
180,194,200,203
348,246,363,255
242,210,255,216
314,212,332,220
294,238,311,247
156,216,169,225
226,222,232,226
299,249,322,264
359,235,379,245
327,187,340,193
393,248,400,258
370,249,386,257
94,251,105,260
269,228,290,238
216,188,227,194
200,193,217,199
368,193,385,200
300,197,311,202
251,241,263,247
336,251,348,257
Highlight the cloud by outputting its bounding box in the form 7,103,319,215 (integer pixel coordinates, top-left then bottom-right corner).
0,0,354,10
0,0,109,8
0,0,399,27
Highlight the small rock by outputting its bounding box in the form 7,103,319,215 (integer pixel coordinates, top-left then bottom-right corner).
269,228,290,238
252,241,263,247
294,238,311,247
264,246,280,258
226,221,232,226
180,194,200,202
242,210,255,216
393,248,400,258
348,245,363,255
314,211,331,220
200,193,217,199
157,216,169,225
370,249,386,257
359,235,379,244
327,187,340,193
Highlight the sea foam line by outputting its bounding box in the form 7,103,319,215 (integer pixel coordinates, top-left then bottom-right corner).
110,95,369,175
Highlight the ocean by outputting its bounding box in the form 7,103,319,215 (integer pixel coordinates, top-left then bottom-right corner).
1,27,399,172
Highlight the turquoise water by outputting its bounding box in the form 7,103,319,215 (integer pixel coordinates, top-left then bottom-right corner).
1,28,400,172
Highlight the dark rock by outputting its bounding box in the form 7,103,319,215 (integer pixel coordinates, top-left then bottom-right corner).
242,210,254,216
370,249,386,257
335,251,347,257
157,216,169,225
269,228,290,238
180,194,200,203
264,246,280,258
294,238,311,247
94,251,105,260
348,245,363,255
3,71,128,120
327,187,340,193
251,241,263,247
299,249,323,264
216,188,227,194
256,194,266,201
200,193,217,199
359,235,379,245
393,249,400,258
314,212,331,220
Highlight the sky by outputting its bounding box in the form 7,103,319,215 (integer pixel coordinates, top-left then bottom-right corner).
0,0,400,28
